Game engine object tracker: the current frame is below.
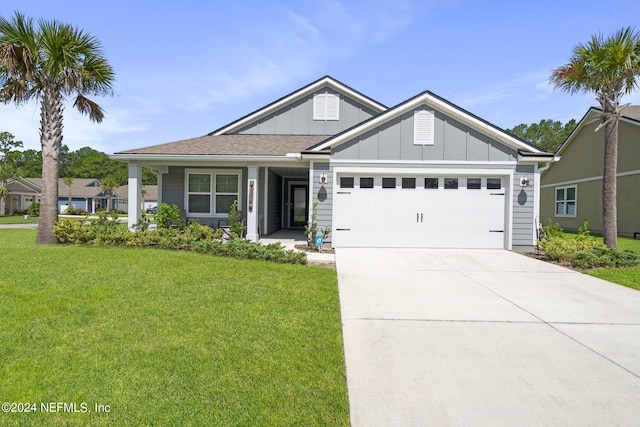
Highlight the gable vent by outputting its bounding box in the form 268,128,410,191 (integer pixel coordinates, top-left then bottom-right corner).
414,109,434,145
313,93,340,121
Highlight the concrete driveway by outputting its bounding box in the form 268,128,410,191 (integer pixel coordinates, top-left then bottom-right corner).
336,248,640,426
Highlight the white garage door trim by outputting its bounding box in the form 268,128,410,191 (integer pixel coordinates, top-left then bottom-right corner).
331,166,514,249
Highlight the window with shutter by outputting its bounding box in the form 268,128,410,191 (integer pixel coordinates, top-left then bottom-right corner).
414,110,434,145
313,93,340,120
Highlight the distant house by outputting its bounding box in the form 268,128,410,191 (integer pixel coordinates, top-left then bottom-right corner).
113,76,554,250
5,178,157,214
540,106,640,237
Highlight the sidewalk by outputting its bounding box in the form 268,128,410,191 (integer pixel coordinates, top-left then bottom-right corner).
259,229,335,266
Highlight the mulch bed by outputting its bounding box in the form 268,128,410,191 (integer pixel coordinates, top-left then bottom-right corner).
294,244,336,254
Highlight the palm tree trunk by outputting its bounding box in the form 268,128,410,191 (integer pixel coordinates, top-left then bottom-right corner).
602,116,618,248
36,88,63,244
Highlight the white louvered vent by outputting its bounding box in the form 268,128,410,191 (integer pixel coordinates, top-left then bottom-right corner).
313,93,340,121
414,109,434,145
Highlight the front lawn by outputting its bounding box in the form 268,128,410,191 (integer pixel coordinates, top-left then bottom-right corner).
0,229,349,426
0,215,39,224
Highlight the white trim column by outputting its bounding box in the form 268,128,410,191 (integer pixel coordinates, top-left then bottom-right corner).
246,165,259,242
128,163,142,229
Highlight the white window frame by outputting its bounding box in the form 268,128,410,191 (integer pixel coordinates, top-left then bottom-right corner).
555,185,577,217
313,93,340,121
184,169,242,217
414,109,434,145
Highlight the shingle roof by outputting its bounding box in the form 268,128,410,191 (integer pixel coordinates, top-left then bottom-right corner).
622,105,640,121
114,134,331,156
23,178,103,198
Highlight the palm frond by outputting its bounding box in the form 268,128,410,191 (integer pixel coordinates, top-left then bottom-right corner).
73,93,105,122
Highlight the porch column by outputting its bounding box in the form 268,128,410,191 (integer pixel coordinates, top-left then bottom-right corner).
128,162,142,230
246,165,259,242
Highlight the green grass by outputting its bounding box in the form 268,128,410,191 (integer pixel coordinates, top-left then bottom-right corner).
0,215,39,224
0,229,349,426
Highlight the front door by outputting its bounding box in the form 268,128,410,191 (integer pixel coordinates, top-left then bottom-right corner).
289,185,308,228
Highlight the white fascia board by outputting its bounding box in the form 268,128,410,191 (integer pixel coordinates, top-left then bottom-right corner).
330,159,517,166
517,154,560,163
332,165,515,177
313,92,545,154
212,77,387,135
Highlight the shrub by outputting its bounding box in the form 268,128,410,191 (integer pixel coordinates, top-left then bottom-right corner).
53,217,307,265
26,203,40,216
156,202,183,229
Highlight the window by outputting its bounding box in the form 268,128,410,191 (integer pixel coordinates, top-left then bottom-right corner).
340,177,354,188
186,169,241,216
444,178,458,189
215,174,239,214
360,177,374,188
188,173,211,214
487,178,502,190
313,93,340,120
382,177,396,188
555,185,577,217
402,178,416,189
424,178,439,189
467,178,481,189
414,110,434,145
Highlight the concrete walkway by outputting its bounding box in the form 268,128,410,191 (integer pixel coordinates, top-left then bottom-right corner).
336,248,640,426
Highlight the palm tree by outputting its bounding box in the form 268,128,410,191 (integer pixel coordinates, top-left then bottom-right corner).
62,176,74,212
0,12,115,243
551,27,640,248
0,131,23,215
100,176,119,213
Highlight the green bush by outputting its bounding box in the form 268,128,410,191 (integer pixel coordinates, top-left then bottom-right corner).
156,202,183,229
53,218,307,265
537,219,640,269
26,203,40,216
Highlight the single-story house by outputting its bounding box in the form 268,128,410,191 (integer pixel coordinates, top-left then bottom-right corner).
5,178,157,214
540,106,640,237
113,76,555,250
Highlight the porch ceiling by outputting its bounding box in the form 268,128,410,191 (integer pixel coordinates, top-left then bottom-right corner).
268,166,309,178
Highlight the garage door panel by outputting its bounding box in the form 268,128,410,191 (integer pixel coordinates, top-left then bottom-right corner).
334,174,507,248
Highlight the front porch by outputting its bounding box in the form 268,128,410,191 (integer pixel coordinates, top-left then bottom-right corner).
125,163,314,243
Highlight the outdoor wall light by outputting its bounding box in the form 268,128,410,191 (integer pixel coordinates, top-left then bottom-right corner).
320,173,327,185
520,176,530,187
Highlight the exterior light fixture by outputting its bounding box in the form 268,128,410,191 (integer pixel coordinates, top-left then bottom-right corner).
320,174,327,185
520,176,530,187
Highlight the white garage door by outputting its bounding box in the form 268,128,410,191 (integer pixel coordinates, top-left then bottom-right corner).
333,175,507,248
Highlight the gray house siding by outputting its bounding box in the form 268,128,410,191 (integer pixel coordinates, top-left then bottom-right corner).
266,169,282,235
235,87,378,136
311,162,332,242
333,107,518,162
512,165,535,249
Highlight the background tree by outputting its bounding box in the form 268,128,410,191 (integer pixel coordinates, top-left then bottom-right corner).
100,176,119,212
551,27,640,248
0,131,23,214
0,12,115,243
507,118,577,153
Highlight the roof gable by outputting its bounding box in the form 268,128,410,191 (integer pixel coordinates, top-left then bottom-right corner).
311,90,547,155
210,76,387,135
555,106,640,156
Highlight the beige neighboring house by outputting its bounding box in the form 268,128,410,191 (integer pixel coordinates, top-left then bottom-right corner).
5,178,157,214
540,106,640,237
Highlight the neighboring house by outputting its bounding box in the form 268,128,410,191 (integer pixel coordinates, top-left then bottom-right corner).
113,76,554,250
540,106,640,237
5,178,158,214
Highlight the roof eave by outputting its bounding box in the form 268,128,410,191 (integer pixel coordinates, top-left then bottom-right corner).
110,153,308,163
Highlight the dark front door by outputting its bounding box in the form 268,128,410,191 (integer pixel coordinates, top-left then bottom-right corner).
290,185,308,228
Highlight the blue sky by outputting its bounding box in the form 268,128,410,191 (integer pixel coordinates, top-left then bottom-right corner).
1,0,640,153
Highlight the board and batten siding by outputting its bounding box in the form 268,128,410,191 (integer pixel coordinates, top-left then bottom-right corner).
332,107,517,162
512,165,535,248
311,162,332,242
234,88,378,136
